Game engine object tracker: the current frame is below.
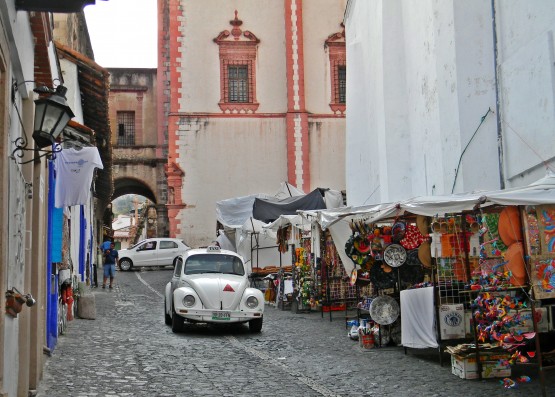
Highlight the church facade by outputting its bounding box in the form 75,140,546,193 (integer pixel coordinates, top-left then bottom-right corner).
159,0,348,246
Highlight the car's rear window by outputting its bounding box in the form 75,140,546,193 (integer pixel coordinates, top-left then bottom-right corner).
184,254,245,276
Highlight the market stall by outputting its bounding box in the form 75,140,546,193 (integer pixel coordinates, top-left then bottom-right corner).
312,172,555,394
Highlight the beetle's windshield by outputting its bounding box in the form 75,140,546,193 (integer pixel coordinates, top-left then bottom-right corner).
184,254,245,276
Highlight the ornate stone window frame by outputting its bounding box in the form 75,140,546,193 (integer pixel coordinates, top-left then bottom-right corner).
213,11,260,114
325,23,346,116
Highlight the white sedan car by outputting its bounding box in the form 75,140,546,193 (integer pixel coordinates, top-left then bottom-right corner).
164,245,264,333
118,238,190,271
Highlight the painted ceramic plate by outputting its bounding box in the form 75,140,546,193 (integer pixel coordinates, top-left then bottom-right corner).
369,295,400,325
383,244,407,267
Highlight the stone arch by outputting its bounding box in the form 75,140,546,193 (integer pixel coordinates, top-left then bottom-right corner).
112,176,169,237
113,177,157,204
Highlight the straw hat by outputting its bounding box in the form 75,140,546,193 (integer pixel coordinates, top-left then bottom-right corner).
418,240,432,268
416,215,431,235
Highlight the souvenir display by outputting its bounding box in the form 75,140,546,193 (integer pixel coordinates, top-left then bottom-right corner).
482,213,507,253
530,256,555,299
537,205,555,254
523,206,541,256
369,295,400,325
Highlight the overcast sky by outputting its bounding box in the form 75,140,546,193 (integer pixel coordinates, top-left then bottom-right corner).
84,0,157,68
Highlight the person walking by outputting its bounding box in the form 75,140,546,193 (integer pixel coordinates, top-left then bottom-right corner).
103,242,118,289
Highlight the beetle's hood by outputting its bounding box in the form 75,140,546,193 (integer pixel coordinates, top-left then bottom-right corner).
185,274,248,310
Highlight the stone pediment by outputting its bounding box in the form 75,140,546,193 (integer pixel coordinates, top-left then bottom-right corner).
213,10,260,45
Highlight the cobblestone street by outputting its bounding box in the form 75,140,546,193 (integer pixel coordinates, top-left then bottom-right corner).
36,269,554,397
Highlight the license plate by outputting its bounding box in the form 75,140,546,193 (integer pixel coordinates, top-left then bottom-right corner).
212,311,230,320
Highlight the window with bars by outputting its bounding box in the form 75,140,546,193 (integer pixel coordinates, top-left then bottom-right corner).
228,65,249,103
338,66,346,104
116,111,135,146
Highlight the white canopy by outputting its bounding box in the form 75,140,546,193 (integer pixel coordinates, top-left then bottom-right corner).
316,171,555,229
216,182,304,228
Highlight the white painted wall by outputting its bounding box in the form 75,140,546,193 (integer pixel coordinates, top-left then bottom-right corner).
309,118,346,190
495,0,555,185
175,117,287,247
344,0,554,207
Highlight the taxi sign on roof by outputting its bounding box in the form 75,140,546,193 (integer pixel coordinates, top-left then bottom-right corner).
207,245,221,252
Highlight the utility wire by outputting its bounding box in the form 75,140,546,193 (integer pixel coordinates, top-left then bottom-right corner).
451,108,493,193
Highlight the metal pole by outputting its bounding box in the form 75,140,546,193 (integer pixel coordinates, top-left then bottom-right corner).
491,0,505,189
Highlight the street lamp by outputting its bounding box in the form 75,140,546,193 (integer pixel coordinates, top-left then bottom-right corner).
12,83,75,163
32,85,75,149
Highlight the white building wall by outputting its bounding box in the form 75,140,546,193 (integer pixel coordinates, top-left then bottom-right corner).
495,1,555,185
344,0,553,207
309,119,346,190
175,118,287,247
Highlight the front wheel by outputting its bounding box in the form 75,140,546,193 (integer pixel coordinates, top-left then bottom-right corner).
249,316,263,333
119,258,133,271
171,306,185,333
164,299,172,325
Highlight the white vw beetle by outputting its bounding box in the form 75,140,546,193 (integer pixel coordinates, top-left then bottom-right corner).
164,245,264,333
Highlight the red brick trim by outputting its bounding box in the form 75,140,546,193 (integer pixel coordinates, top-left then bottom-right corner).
213,11,260,114
325,23,346,116
165,0,186,237
284,0,309,191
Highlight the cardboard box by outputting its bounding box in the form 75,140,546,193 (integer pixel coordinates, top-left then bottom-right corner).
440,304,466,339
451,353,511,379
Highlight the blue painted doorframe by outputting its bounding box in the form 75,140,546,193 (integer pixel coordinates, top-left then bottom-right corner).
79,206,86,280
46,161,59,350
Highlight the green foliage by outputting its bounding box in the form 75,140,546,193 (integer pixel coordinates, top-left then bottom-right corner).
112,195,147,216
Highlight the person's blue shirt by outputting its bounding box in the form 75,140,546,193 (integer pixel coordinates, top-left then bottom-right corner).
101,240,111,253
104,248,118,265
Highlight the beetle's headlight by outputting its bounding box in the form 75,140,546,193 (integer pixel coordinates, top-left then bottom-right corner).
246,296,259,309
182,295,195,307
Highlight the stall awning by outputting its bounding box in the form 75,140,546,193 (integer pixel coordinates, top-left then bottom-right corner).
253,189,326,223
315,171,555,229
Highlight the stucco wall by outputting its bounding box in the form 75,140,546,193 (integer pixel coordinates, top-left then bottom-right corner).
495,1,555,184
309,118,346,191
345,0,502,207
175,117,287,247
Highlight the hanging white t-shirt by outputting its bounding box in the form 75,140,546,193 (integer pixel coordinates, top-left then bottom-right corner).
54,147,104,208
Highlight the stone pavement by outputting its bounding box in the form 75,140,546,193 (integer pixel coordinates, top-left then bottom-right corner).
35,270,554,397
